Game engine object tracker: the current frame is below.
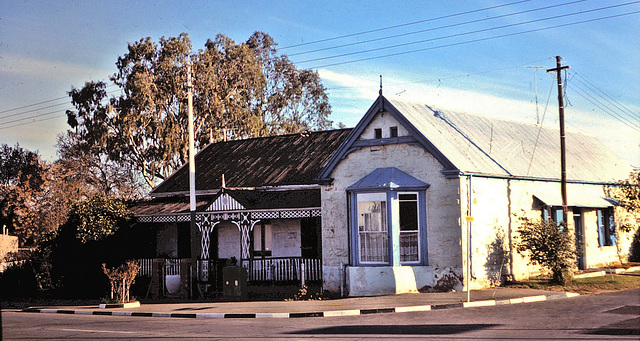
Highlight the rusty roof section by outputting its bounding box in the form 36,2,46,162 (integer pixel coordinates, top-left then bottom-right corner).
151,129,352,196
130,189,320,216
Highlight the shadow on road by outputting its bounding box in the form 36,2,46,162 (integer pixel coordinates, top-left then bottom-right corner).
288,324,500,335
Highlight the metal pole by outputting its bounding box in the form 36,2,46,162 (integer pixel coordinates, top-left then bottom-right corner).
466,175,473,303
187,60,198,298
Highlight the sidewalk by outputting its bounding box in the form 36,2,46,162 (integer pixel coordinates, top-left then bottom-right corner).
18,287,579,319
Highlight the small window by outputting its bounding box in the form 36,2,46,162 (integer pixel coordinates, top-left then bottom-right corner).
374,128,382,139
390,126,398,138
543,207,565,226
399,193,419,262
357,193,388,263
597,209,616,247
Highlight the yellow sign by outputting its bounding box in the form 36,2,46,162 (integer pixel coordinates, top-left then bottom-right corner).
465,216,475,222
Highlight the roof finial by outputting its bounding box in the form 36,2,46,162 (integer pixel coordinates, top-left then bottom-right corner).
379,75,383,96
221,173,226,190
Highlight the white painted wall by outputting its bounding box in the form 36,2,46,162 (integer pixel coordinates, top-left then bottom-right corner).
460,177,638,289
217,221,240,260
321,112,463,294
270,219,302,257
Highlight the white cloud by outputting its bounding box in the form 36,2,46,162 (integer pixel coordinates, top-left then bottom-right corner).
0,54,111,80
320,69,640,167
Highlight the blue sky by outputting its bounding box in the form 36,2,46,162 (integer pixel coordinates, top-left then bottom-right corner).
1,0,638,166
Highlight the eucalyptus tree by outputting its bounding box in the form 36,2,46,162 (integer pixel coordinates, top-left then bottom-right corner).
66,32,332,189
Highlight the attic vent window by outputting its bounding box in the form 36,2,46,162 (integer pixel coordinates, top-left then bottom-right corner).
390,126,398,138
374,128,382,139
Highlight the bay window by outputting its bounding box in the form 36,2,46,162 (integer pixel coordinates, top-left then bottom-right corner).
348,167,429,266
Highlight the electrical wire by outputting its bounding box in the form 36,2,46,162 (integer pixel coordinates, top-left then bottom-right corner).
288,0,587,57
572,72,640,120
307,10,640,69
296,2,640,66
280,0,534,50
569,81,640,131
0,88,121,123
326,57,552,91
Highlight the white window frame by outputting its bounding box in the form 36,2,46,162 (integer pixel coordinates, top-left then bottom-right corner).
399,192,420,264
356,193,389,264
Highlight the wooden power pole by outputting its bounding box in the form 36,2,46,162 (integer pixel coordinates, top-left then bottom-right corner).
547,56,570,224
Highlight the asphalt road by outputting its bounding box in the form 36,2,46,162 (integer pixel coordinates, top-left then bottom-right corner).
3,288,639,340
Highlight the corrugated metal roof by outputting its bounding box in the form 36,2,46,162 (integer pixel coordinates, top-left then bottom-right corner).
533,193,614,208
151,129,352,195
346,167,429,190
387,98,632,183
130,189,321,216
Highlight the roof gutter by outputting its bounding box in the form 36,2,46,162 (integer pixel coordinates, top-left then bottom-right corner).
451,171,622,186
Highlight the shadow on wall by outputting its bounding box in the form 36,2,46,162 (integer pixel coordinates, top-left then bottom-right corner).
630,228,640,262
484,226,511,286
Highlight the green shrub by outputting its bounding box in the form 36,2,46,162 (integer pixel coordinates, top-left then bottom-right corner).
515,215,579,285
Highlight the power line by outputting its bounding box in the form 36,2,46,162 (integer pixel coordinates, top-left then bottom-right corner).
0,88,121,122
0,113,66,131
288,0,587,57
568,80,640,131
296,2,640,66
306,10,640,69
280,0,534,50
0,95,70,115
326,57,552,91
572,72,639,120
0,101,69,120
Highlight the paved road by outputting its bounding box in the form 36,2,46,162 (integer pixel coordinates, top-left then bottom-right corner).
3,289,639,340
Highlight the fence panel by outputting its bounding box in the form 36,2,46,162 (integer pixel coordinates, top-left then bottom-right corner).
248,257,321,283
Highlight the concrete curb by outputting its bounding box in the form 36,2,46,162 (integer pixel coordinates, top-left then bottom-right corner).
20,292,580,319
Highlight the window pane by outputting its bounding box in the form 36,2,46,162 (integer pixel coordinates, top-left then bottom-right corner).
400,231,419,262
399,193,419,262
358,199,388,263
360,232,389,262
399,200,418,231
597,209,616,247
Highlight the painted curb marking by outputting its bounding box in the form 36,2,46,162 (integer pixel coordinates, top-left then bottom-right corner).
20,292,580,319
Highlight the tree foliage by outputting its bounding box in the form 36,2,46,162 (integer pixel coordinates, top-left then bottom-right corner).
615,172,640,219
56,132,144,200
64,195,133,243
0,144,52,245
102,260,140,303
613,171,640,261
515,215,578,285
66,32,333,188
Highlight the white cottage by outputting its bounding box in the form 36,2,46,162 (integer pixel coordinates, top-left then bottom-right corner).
317,95,634,296
132,94,636,297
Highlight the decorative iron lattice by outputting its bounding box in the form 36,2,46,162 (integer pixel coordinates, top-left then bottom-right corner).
176,215,191,222
252,211,279,219
231,212,260,260
280,210,311,219
153,215,176,223
137,216,152,223
197,216,220,259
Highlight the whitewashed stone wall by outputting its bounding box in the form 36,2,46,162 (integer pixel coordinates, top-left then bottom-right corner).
321,112,463,294
270,219,301,257
460,177,638,289
218,219,301,260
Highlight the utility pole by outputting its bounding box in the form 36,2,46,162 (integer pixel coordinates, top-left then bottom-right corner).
187,61,198,294
547,56,570,224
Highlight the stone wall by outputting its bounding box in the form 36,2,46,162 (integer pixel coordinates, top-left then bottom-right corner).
321,111,463,294
459,177,638,289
